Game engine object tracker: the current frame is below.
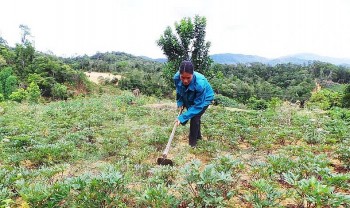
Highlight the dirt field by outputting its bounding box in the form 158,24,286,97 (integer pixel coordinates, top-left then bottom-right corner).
84,72,122,84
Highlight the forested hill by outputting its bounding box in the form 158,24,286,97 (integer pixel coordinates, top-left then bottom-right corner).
209,53,350,66
60,51,350,108
62,51,163,73
1,39,350,107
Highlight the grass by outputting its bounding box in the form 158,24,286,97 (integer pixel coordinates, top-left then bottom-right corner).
1,89,350,207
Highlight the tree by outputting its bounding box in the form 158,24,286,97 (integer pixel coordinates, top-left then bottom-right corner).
15,24,35,78
157,15,212,83
0,36,7,46
0,67,18,99
343,84,350,108
19,24,31,45
27,82,41,103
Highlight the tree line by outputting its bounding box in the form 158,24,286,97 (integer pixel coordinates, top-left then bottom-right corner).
0,25,91,102
1,21,350,108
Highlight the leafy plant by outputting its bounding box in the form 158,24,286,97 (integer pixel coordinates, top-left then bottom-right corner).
137,184,178,207
213,94,239,107
67,166,128,207
336,139,350,169
244,179,284,207
178,157,240,207
51,83,68,100
283,173,350,207
9,88,27,102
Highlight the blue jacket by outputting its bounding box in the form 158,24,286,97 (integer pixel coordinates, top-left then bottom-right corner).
174,71,214,123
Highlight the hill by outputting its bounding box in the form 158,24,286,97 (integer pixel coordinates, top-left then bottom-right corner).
210,53,350,66
210,53,269,64
147,53,350,66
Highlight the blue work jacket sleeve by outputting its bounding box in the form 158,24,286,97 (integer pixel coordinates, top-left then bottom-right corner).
177,87,206,123
174,74,183,107
176,97,184,108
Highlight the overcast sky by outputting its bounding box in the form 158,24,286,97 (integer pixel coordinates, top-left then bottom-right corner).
1,0,350,59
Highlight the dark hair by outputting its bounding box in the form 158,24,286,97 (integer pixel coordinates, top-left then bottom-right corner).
179,60,194,74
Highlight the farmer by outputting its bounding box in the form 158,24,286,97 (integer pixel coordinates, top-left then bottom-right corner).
174,60,215,147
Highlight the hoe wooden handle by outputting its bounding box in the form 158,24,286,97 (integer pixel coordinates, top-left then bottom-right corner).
162,107,184,158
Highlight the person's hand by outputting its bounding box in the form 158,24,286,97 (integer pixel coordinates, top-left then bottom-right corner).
175,118,181,126
178,106,183,112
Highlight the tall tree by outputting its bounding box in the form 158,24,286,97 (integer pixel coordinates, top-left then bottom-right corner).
157,15,212,83
19,24,31,44
15,24,35,77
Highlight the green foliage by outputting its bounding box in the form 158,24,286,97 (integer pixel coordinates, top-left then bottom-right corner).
26,82,41,103
0,26,91,101
14,42,35,78
289,82,314,101
244,179,284,207
51,83,68,100
328,107,350,122
268,97,283,109
247,97,268,110
9,88,27,102
336,139,350,169
137,184,178,207
119,70,170,97
1,91,350,207
14,166,128,207
67,167,127,207
207,61,349,103
213,94,239,107
160,61,177,87
284,174,350,207
308,89,343,110
157,15,212,79
0,67,18,99
4,75,17,99
148,166,178,186
178,156,241,207
0,55,7,67
64,51,161,73
343,84,350,108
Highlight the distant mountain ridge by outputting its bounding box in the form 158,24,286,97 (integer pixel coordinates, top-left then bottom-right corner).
211,53,350,66
147,53,350,66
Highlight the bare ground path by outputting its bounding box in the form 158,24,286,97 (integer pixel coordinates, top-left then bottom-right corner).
84,72,122,84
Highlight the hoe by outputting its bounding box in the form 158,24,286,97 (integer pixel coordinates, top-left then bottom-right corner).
157,107,183,166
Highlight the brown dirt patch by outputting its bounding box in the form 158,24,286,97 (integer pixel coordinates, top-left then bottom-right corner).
52,160,111,182
84,72,122,84
330,159,349,173
225,107,252,112
143,103,177,110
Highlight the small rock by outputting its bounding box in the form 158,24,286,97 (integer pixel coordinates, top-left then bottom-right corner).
2,138,10,143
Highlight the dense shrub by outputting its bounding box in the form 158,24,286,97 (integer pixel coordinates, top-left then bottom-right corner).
308,89,343,110
27,82,41,103
343,84,350,108
247,97,268,110
51,83,68,100
9,88,27,102
213,94,239,107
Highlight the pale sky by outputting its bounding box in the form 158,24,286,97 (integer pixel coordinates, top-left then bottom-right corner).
1,0,350,59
